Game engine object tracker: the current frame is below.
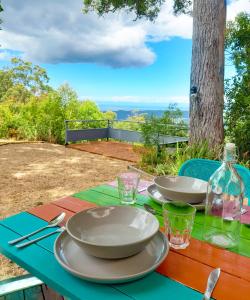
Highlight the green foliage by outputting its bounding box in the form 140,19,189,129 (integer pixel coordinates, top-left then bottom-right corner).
225,13,250,159
113,113,145,130
140,104,188,146
173,0,192,15
0,58,50,103
0,59,117,143
139,142,222,176
83,0,192,21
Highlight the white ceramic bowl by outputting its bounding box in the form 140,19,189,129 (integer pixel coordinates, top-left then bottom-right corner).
154,176,207,204
66,206,159,259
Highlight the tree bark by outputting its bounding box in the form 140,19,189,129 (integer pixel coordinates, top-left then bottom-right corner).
189,0,226,146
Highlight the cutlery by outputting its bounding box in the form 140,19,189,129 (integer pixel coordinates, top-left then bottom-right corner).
143,204,157,215
16,227,65,249
203,268,220,300
138,187,147,193
8,212,66,245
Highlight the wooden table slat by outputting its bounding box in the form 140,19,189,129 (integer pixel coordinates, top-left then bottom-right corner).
28,204,74,226
0,213,201,300
53,196,97,213
27,196,250,300
158,250,250,300
0,224,132,300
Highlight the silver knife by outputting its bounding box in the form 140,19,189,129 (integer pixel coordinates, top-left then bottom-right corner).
203,268,221,300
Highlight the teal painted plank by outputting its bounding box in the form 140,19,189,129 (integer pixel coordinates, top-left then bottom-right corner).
0,219,131,300
114,272,201,300
0,213,202,300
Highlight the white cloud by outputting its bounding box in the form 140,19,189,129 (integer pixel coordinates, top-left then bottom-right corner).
0,0,249,68
0,0,192,67
227,0,250,20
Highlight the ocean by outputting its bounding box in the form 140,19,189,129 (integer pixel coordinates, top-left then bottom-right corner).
98,101,189,121
111,110,189,121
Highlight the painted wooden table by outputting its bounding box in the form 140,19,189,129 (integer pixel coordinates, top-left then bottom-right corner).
1,182,250,300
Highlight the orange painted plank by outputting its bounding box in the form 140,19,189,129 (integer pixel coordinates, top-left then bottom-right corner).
171,238,250,282
28,204,74,226
52,196,97,213
157,251,250,300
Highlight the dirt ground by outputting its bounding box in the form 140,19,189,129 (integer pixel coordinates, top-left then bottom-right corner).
0,142,129,280
68,141,140,162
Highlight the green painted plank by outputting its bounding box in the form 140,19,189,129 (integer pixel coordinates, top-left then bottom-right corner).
0,213,202,300
191,223,250,257
73,190,120,206
93,185,250,241
75,185,250,257
73,188,164,226
75,185,161,212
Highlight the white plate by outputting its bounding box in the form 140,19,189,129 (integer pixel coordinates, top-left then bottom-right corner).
54,230,169,284
147,184,206,211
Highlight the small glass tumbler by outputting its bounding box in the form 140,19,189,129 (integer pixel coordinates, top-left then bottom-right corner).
163,201,196,249
117,172,140,205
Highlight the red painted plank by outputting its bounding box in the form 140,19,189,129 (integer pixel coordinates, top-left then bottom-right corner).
157,251,250,300
28,204,74,226
52,196,97,213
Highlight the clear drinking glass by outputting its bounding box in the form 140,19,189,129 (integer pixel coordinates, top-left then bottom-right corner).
163,201,196,249
117,172,140,205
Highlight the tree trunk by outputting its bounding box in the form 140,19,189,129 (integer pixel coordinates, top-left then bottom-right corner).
189,0,226,146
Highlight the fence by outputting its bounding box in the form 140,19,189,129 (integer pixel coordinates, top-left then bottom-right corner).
65,119,189,145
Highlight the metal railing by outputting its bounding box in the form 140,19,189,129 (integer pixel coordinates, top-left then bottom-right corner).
65,119,189,145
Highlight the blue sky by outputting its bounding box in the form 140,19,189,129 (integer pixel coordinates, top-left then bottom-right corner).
0,0,249,110
44,38,192,109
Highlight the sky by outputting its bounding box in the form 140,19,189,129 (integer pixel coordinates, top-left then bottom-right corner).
0,0,250,110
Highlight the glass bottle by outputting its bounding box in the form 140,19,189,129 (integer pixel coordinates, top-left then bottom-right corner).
203,143,244,248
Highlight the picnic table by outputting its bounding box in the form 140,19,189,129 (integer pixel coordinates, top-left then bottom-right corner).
0,180,250,300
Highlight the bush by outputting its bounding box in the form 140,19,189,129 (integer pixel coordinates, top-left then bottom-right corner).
140,104,188,147
225,13,250,160
138,142,223,175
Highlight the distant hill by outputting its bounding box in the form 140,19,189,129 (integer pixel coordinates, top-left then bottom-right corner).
106,110,189,121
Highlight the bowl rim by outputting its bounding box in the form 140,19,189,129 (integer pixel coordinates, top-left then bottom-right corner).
66,205,160,248
154,175,207,195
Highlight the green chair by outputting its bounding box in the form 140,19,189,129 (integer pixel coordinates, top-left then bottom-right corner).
178,158,250,204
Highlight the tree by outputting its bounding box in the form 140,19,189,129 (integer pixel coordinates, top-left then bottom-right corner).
58,83,78,105
83,0,226,147
0,57,50,102
225,13,250,159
